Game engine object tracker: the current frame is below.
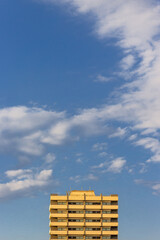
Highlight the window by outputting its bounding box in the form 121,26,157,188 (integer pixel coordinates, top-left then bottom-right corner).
69,211,83,213
68,228,83,231
111,236,118,239
68,237,83,239
102,219,110,222
86,202,100,205
86,211,100,214
86,228,100,231
111,218,118,222
86,237,100,239
69,202,83,205
111,227,118,231
111,201,118,205
102,211,111,214
58,202,66,205
103,202,110,205
58,219,66,222
103,228,111,231
111,210,117,214
68,219,83,222
86,219,100,222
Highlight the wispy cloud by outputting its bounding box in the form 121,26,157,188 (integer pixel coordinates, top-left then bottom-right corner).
76,158,83,164
135,179,160,195
139,163,148,174
128,134,137,141
0,106,64,157
70,173,98,183
45,153,56,164
135,137,160,163
92,157,126,173
120,54,135,71
107,157,126,173
92,142,107,151
37,0,160,167
0,168,53,201
94,74,112,83
109,127,127,138
98,152,108,158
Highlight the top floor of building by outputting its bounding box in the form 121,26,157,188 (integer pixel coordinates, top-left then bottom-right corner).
50,190,118,202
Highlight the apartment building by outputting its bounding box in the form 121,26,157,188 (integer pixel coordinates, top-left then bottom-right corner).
49,190,118,240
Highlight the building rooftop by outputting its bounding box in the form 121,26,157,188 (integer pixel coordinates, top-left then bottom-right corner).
51,190,118,197
69,190,95,196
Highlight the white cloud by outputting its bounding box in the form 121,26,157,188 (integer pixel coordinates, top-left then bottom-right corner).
0,106,109,159
70,173,98,183
98,152,108,157
92,142,107,151
94,74,112,83
0,0,160,176
37,0,160,166
0,106,64,156
0,168,53,200
109,127,127,138
45,153,56,164
69,175,81,183
135,179,160,195
92,157,126,173
128,134,137,141
139,163,148,174
107,157,126,173
135,137,160,163
120,54,135,70
5,169,32,179
76,158,83,164
85,173,98,181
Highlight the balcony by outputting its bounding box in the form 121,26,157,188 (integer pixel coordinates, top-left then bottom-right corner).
68,196,84,201
51,196,67,201
68,222,84,227
50,213,67,218
50,205,67,210
85,222,101,227
102,196,118,201
68,205,84,210
85,205,101,210
102,222,118,227
102,231,118,235
50,239,67,240
85,231,101,235
49,230,67,235
102,206,118,210
102,214,118,218
102,238,118,240
68,214,84,218
85,196,101,201
50,222,67,227
68,231,85,235
85,214,101,218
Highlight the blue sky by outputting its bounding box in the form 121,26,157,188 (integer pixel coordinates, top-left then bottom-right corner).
0,0,160,239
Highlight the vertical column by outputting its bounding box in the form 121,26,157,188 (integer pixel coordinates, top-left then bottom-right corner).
100,194,102,240
67,193,69,240
84,193,86,240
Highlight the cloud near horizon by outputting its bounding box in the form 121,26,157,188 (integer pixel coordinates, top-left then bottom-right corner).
0,168,53,201
135,179,160,195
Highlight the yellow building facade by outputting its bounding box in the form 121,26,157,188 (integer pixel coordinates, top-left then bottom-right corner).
49,190,118,240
